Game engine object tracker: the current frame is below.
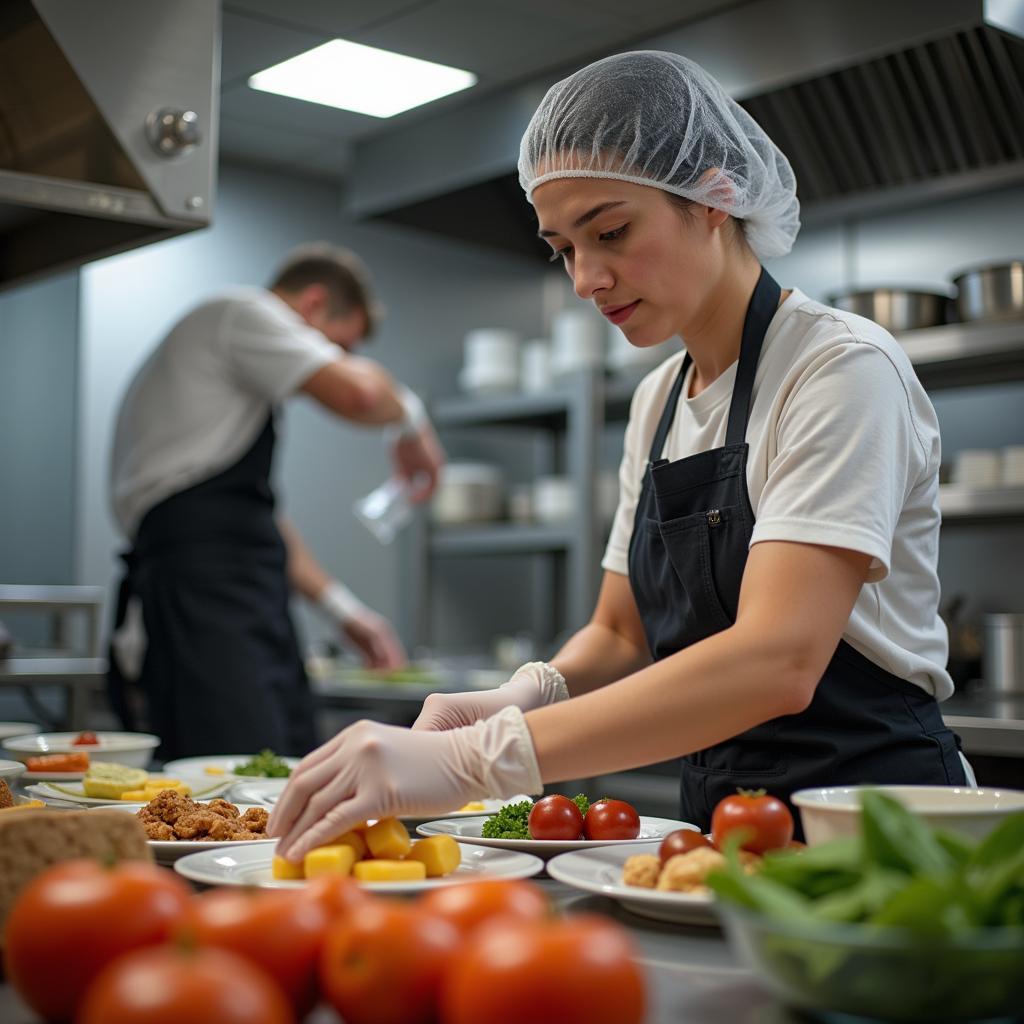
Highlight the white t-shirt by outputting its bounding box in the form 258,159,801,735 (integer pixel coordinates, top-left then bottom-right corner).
111,288,339,536
602,288,954,700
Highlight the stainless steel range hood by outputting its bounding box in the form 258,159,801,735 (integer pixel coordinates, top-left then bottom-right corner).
0,0,218,291
346,0,1024,257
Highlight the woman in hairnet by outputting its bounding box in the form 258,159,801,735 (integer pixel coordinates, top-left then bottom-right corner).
269,51,970,858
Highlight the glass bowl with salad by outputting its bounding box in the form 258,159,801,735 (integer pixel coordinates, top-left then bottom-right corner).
709,791,1024,1022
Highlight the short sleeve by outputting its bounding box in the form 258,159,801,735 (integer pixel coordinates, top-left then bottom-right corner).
219,296,339,401
750,341,929,582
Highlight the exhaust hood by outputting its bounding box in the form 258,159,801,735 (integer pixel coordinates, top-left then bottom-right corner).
0,0,218,291
346,0,1024,258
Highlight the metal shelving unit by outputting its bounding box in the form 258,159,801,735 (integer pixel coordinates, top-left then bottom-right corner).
939,485,1024,524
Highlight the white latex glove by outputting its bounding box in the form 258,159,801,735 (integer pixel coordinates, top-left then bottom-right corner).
318,581,406,671
411,661,569,731
388,386,444,502
267,707,542,862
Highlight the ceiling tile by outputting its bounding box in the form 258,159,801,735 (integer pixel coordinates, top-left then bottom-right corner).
220,10,328,87
222,0,418,37
220,81,374,141
218,115,333,166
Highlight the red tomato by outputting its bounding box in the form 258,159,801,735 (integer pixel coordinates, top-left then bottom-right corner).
528,795,584,841
420,879,549,937
657,828,712,865
711,789,794,854
442,914,646,1024
4,859,190,1022
320,900,460,1024
583,799,641,841
176,887,329,1015
78,944,294,1024
302,873,372,920
72,730,100,745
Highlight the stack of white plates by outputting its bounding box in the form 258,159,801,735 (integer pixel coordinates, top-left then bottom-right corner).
459,328,520,394
552,309,605,375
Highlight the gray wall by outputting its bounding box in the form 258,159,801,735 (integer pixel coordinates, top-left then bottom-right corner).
75,161,547,653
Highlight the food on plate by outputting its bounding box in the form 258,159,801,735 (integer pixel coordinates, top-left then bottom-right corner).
270,817,461,882
81,762,152,799
481,793,638,841
177,887,330,1016
4,858,189,1021
711,788,794,854
234,748,293,778
623,844,759,892
457,800,486,811
72,730,100,745
0,779,13,808
0,809,151,945
319,900,461,1024
24,751,90,773
420,879,549,936
77,944,295,1024
136,790,268,842
441,914,646,1024
529,794,585,841
584,798,641,840
658,827,713,864
707,793,1024,1021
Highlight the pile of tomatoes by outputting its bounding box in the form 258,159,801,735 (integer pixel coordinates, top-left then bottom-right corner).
658,789,801,865
529,796,641,841
3,861,646,1024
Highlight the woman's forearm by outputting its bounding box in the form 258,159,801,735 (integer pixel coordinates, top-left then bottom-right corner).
550,621,651,696
527,621,811,782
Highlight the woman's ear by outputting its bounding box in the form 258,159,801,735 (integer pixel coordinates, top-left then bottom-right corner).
698,167,736,214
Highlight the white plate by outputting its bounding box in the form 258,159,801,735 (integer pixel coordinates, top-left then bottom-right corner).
27,776,234,806
20,769,88,782
173,840,544,893
162,754,300,781
93,803,274,864
0,758,27,782
547,842,718,926
230,779,290,805
416,815,696,858
3,732,159,769
400,796,534,827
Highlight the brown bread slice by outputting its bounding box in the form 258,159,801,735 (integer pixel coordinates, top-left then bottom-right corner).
0,809,153,945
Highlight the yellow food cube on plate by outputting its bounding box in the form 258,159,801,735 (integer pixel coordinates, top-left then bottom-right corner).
204,766,226,775
324,830,367,860
458,801,486,812
353,859,426,882
304,844,358,879
365,817,411,860
120,790,150,801
407,835,461,877
272,855,305,880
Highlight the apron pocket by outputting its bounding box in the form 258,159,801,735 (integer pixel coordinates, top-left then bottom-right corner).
658,505,748,633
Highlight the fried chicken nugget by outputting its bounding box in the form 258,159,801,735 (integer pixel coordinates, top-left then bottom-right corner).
204,798,240,819
147,788,196,825
622,854,661,889
206,815,253,841
240,806,269,834
140,819,175,841
173,810,222,839
656,846,727,892
0,779,15,809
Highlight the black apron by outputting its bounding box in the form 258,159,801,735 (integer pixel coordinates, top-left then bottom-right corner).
107,415,316,760
627,269,965,835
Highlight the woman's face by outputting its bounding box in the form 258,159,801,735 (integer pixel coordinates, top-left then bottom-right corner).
533,177,732,348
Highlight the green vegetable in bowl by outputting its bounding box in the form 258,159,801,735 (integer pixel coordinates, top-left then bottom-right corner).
234,749,292,778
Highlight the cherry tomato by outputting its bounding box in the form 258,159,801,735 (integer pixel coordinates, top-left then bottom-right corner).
657,828,712,865
583,799,641,841
442,914,646,1024
420,879,548,937
528,795,584,841
4,859,190,1022
711,789,794,854
78,944,294,1024
72,731,100,745
320,900,460,1024
177,887,329,1015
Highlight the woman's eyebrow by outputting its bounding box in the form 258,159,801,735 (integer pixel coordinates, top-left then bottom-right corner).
538,200,627,238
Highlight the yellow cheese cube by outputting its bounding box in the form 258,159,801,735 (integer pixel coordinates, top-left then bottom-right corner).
272,855,305,880
304,844,358,879
365,817,411,860
324,830,367,860
120,790,150,801
353,859,426,882
205,766,226,775
407,835,461,878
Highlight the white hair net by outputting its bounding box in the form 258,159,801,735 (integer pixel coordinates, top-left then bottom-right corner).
518,51,800,260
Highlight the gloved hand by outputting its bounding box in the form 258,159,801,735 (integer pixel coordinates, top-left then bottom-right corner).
388,386,444,502
342,607,406,671
267,707,542,862
411,661,570,731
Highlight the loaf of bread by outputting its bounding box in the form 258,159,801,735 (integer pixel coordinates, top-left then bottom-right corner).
0,809,153,943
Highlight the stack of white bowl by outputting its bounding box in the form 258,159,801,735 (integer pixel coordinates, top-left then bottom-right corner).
551,309,605,376
520,339,553,393
459,329,520,394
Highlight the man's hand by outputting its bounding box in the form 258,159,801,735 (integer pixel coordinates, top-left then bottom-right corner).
342,607,406,671
392,426,444,502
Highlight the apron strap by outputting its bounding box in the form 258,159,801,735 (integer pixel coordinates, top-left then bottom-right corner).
647,358,690,464
726,267,781,446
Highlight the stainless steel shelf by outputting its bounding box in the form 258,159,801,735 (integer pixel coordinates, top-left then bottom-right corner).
430,523,573,555
432,389,572,429
897,317,1024,388
939,485,1024,523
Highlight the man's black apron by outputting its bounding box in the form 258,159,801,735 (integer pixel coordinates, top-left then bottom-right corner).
107,415,316,760
626,269,965,835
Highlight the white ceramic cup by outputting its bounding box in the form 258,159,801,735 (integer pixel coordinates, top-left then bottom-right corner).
952,449,1000,488
521,339,553,393
551,309,605,373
